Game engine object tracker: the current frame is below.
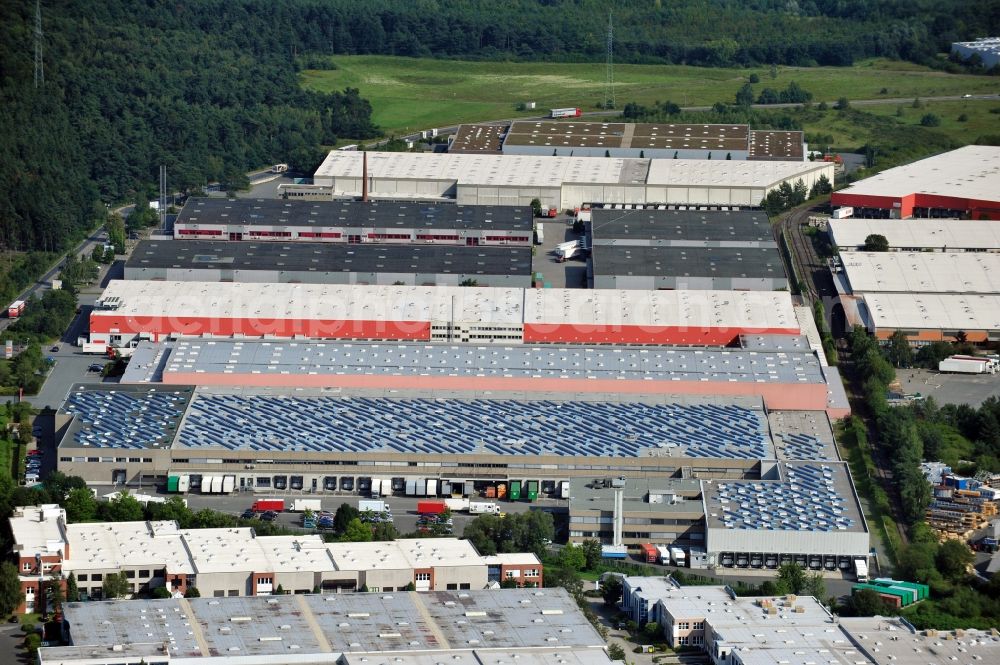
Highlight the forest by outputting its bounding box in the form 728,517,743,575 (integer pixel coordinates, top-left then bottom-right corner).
1,0,997,261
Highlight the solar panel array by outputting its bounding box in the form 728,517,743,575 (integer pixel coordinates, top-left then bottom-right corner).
714,464,856,531
64,389,188,448
176,394,770,459
773,432,827,460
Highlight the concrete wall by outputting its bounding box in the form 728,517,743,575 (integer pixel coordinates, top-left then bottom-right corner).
431,565,487,590
705,527,870,558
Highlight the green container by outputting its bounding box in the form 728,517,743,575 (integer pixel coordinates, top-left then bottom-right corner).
166,476,179,493
527,480,539,501
510,480,522,500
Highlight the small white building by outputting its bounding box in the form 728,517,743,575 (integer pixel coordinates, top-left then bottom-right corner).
951,38,1000,68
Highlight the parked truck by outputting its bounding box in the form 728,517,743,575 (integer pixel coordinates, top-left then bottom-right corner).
669,546,687,567
550,107,582,118
445,497,470,512
468,501,500,515
640,543,658,563
534,224,545,245
291,499,322,512
417,500,446,515
939,355,998,374
166,474,190,494
854,558,869,582
656,545,671,565
554,241,581,262
359,499,389,513
252,499,285,512
831,206,854,219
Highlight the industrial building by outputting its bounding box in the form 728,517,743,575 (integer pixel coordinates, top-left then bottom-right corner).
838,616,1000,665
951,37,1000,68
311,151,834,210
173,198,533,246
40,588,609,665
124,240,533,288
10,504,542,613
451,121,805,161
831,146,1000,220
55,383,845,487
115,337,847,415
851,293,1000,344
588,208,786,291
827,218,1000,252
85,280,802,349
837,251,1000,296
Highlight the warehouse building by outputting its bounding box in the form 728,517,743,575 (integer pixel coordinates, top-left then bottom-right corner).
115,337,847,415
54,372,849,487
831,146,1000,220
312,151,834,210
124,240,533,288
588,208,785,291
702,460,870,570
853,292,1000,344
452,121,805,161
951,37,1000,68
86,280,802,349
41,588,610,665
174,198,533,246
837,251,1000,296
9,504,542,613
827,218,1000,252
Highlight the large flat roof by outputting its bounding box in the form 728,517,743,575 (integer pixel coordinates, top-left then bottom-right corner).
841,251,1000,295
93,280,800,331
591,245,785,280
9,505,66,559
316,151,647,188
126,240,533,277
839,616,1000,665
176,198,533,231
862,292,1000,332
146,339,826,388
590,208,775,245
645,158,830,188
703,462,864,533
450,123,509,153
834,145,1000,202
748,129,805,161
829,218,1000,251
46,588,604,661
504,121,749,151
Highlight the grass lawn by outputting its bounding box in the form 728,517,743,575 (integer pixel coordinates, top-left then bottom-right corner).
861,99,1000,144
301,56,1000,137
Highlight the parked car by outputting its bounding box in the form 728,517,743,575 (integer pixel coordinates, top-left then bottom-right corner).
240,509,257,520
26,449,42,456
88,363,104,372
260,511,278,522
50,345,60,353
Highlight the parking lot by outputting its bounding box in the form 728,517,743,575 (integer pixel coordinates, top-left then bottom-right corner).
896,368,1000,407
86,484,568,538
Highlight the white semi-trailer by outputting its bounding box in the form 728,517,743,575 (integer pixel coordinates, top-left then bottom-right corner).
939,355,996,374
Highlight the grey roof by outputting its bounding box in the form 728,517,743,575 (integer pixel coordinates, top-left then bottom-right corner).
569,476,704,515
591,208,775,246
177,198,533,231
591,245,785,280
153,339,828,386
126,240,532,277
704,462,864,533
767,411,839,462
739,334,812,353
46,589,604,662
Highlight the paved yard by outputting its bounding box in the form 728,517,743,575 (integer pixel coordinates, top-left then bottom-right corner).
896,368,1000,407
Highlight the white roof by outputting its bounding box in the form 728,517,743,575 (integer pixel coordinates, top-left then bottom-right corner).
645,158,831,188
839,616,1000,665
863,293,1000,331
327,538,520,571
9,505,67,559
254,535,335,574
828,218,1000,251
836,145,1000,201
525,288,797,330
841,251,1000,294
63,520,195,574
482,552,542,566
95,280,798,331
316,151,641,188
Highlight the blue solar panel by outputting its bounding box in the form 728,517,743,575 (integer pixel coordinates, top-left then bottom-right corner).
173,394,771,459
776,432,827,460
714,464,855,531
64,390,187,449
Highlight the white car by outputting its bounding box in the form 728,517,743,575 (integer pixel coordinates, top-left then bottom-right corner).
962,94,972,98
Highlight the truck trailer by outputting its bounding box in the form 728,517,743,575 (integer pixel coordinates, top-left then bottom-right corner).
669,547,687,567
550,107,582,118
939,355,997,374
291,499,322,512
359,499,389,513
640,544,658,563
252,499,285,512
468,501,500,515
854,558,869,582
417,500,446,515
7,300,25,318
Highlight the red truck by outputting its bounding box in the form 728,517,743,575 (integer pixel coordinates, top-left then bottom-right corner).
640,543,658,563
417,500,446,515
252,499,285,512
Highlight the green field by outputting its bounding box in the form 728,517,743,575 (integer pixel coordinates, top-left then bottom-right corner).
301,56,1000,137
